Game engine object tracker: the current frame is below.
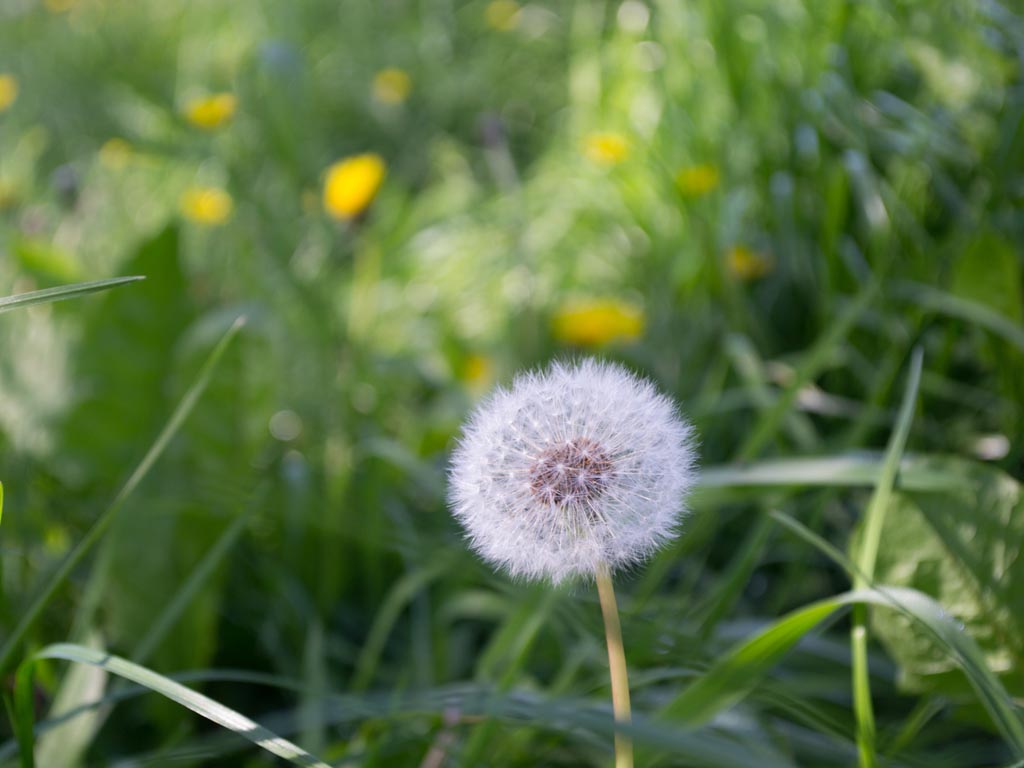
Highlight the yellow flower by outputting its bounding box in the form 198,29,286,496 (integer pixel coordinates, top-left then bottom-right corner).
184,93,237,130
485,0,521,30
373,68,412,105
0,180,18,210
323,153,386,220
180,186,233,225
726,245,773,281
676,164,720,197
552,299,645,347
461,354,495,394
99,138,133,169
0,74,18,113
584,132,630,166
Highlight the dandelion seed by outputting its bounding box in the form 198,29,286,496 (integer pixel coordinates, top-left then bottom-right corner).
552,299,645,348
675,164,720,197
323,153,386,221
726,245,773,281
0,74,19,113
373,68,412,105
448,358,697,583
584,132,630,166
184,93,237,131
180,186,233,226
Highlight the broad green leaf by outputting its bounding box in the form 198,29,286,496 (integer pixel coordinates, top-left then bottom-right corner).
661,586,1024,756
0,317,245,675
872,475,1024,694
0,276,144,315
951,231,1022,323
34,644,330,768
12,237,82,283
60,227,191,481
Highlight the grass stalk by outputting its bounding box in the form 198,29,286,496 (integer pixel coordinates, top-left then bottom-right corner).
596,562,633,768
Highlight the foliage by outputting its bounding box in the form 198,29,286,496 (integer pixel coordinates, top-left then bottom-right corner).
1,1,1023,766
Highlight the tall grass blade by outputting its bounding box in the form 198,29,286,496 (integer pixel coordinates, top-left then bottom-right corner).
0,276,145,314
850,346,923,767
33,644,331,768
661,585,1024,757
0,317,246,675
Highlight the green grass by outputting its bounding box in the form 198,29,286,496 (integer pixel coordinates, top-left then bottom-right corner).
2,1,1024,766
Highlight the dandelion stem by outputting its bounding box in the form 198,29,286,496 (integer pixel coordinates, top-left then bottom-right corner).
596,561,633,768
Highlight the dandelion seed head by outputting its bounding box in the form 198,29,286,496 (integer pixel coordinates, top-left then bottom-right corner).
448,358,698,583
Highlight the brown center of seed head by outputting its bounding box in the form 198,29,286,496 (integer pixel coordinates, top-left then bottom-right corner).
529,437,614,507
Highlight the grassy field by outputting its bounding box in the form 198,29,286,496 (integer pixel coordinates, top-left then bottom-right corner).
2,1,1024,766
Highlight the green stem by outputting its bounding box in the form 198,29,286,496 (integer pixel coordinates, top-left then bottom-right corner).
596,562,633,768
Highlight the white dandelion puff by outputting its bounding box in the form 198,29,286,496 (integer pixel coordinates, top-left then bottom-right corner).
447,358,698,583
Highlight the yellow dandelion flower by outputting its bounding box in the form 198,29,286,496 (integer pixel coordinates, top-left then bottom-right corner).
584,132,630,166
323,153,386,220
552,299,645,347
0,74,19,113
99,138,133,169
726,245,773,281
0,180,18,210
485,0,521,30
461,354,495,394
180,186,233,226
373,68,412,105
44,0,78,12
676,164,720,197
184,93,237,130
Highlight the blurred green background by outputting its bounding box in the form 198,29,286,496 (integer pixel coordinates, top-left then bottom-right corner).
2,0,1024,765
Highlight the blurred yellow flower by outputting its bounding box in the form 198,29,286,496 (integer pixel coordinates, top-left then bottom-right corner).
485,0,521,30
676,164,720,197
99,138,133,169
373,68,412,105
180,186,233,225
726,245,773,281
0,74,18,113
184,93,237,130
44,0,78,12
584,132,630,166
0,180,18,210
552,299,645,347
323,153,386,220
461,354,495,393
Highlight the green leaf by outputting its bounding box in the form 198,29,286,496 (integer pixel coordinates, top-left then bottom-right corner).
0,317,245,675
661,586,1024,757
34,644,331,768
849,347,923,767
59,228,191,481
871,471,1024,695
12,660,37,768
0,276,144,315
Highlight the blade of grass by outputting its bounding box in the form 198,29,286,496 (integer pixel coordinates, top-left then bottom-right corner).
12,660,37,768
894,281,1024,354
0,317,246,675
351,559,450,692
768,507,1024,757
737,278,879,460
32,644,330,768
0,276,145,314
660,584,1024,756
697,454,962,494
851,346,923,768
